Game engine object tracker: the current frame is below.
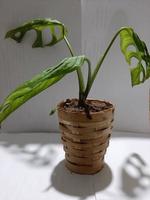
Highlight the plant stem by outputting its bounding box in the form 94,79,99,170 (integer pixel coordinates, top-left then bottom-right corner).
64,36,74,56
64,36,85,101
84,27,131,98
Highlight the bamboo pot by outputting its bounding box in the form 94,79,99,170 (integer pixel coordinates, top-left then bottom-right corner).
57,99,114,174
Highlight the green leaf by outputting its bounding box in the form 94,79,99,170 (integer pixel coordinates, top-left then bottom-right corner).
49,108,56,116
0,56,88,124
120,28,150,86
5,18,67,47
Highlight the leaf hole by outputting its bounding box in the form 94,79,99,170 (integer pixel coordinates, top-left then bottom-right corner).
127,45,136,52
141,60,147,71
23,30,36,45
42,28,52,45
54,26,62,39
140,72,144,82
15,32,21,38
130,57,139,68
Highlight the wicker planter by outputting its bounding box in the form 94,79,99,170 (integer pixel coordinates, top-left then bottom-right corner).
57,99,114,174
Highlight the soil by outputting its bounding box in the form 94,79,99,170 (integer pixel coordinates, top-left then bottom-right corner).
63,98,113,113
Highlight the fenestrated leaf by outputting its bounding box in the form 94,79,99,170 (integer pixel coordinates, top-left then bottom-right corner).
5,18,67,47
0,56,88,124
120,28,150,86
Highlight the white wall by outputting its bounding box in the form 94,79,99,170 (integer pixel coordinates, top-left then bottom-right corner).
0,0,149,133
81,0,150,133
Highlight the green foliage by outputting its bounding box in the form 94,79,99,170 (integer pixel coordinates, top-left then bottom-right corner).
5,18,67,47
0,56,88,123
0,18,150,124
120,28,150,86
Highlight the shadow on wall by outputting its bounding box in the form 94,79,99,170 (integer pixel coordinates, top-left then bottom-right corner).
121,153,150,197
44,160,112,199
0,133,60,167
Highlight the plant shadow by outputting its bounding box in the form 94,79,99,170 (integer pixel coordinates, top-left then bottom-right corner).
0,133,60,167
45,159,113,198
121,153,150,197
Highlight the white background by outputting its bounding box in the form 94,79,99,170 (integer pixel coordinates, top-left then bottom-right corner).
0,0,149,133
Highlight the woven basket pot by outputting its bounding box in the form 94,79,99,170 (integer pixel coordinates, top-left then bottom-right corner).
57,99,114,175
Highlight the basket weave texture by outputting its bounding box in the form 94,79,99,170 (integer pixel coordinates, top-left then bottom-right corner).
57,100,114,174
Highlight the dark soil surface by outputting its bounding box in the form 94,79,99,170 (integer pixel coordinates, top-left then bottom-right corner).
63,99,113,113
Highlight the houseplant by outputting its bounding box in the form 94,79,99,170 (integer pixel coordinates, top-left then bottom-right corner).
0,18,150,174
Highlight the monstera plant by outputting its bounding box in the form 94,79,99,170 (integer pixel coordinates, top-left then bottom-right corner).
0,18,150,174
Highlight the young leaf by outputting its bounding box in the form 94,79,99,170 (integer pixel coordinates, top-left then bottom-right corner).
120,28,150,86
5,18,67,47
49,108,56,116
0,56,88,124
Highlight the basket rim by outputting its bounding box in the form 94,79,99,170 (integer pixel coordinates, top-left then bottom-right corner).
57,98,115,115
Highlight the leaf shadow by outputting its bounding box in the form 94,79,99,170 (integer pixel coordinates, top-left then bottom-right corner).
121,153,150,197
0,133,59,167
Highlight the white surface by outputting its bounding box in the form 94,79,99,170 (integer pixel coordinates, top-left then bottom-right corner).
81,0,150,133
0,132,150,200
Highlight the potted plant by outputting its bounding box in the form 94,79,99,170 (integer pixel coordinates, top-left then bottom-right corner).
0,18,150,174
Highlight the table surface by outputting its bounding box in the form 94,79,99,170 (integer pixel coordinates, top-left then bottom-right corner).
0,131,150,200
